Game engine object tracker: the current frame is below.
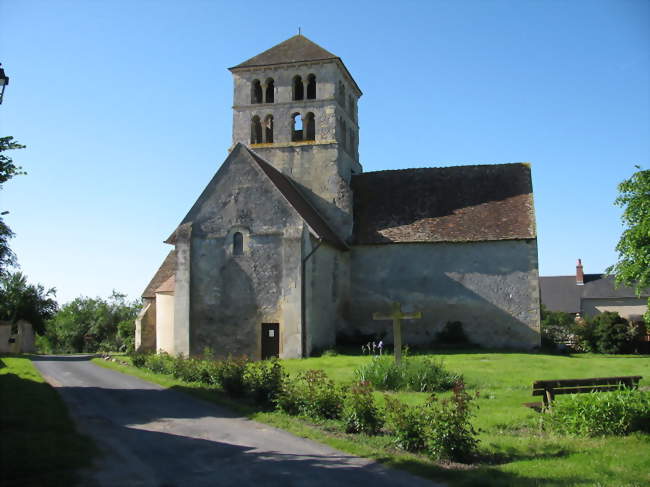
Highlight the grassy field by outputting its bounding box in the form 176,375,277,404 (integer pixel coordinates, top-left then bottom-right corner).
95,351,650,486
0,356,97,487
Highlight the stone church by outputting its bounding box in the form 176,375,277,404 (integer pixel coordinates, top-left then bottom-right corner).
135,35,541,359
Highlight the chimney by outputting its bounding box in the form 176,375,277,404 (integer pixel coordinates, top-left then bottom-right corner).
576,259,584,286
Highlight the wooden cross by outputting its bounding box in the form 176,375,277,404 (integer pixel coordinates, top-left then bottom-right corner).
373,302,422,363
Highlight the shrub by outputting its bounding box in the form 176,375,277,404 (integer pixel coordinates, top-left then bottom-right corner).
355,355,459,392
276,370,344,419
244,359,284,406
145,352,175,375
342,381,383,434
425,380,479,462
435,321,470,345
131,351,147,368
541,306,578,350
384,380,480,462
383,394,428,451
591,312,636,354
544,389,650,436
216,356,249,397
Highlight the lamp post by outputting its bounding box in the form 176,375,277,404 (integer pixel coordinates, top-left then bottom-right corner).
0,64,9,105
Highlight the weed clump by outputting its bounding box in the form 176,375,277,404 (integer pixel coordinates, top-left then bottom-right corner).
544,389,650,436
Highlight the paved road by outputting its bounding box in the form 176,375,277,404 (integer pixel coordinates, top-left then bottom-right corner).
34,355,443,487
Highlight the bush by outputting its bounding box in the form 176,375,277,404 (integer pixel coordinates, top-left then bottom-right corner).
383,394,428,451
591,312,637,354
276,370,344,419
541,306,578,350
435,321,470,345
145,352,175,375
544,389,650,436
342,381,383,435
216,356,249,397
131,351,147,368
244,359,284,406
355,355,459,392
425,381,479,462
384,380,479,462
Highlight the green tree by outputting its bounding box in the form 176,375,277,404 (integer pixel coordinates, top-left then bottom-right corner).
43,292,140,353
607,167,650,323
0,136,26,275
0,272,58,334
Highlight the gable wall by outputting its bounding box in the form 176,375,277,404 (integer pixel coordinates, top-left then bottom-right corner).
347,239,541,349
185,151,304,358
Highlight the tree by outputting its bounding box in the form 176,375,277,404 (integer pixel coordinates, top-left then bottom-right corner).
42,292,141,353
0,136,26,275
0,272,58,334
607,167,650,323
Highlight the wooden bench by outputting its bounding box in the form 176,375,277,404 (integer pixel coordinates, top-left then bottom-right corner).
524,375,642,410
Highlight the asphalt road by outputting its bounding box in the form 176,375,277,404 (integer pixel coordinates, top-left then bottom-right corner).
33,355,443,487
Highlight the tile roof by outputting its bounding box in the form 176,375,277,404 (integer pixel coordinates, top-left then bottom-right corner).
540,274,649,314
231,35,338,69
351,163,535,244
142,251,176,298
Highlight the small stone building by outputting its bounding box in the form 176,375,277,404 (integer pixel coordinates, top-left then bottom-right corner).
136,35,541,358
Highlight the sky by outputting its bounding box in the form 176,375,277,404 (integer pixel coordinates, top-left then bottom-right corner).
0,0,648,304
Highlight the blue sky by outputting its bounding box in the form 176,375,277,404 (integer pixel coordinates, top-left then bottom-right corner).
1,0,648,304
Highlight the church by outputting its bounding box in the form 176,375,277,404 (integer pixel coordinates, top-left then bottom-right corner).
135,35,541,359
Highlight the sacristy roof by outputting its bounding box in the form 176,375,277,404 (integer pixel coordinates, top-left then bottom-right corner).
351,163,536,244
142,250,176,298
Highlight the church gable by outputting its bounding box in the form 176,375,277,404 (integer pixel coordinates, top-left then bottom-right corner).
178,144,302,239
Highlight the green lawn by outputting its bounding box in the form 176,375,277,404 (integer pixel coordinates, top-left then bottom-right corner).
95,351,650,486
0,356,97,487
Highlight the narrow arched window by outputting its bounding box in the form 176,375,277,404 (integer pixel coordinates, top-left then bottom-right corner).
339,81,346,107
349,128,354,153
264,115,274,143
341,119,347,149
265,78,274,103
292,75,304,101
304,112,315,141
251,116,263,144
306,74,316,99
348,95,355,119
233,232,243,255
291,113,303,142
251,80,263,104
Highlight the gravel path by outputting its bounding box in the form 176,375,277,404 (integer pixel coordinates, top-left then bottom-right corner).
33,355,443,487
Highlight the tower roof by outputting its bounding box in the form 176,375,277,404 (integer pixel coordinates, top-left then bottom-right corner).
231,35,338,69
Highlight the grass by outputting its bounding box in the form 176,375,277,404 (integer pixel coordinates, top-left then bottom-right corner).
94,351,650,486
0,355,97,487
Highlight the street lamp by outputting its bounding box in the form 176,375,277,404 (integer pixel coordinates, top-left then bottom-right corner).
0,64,9,105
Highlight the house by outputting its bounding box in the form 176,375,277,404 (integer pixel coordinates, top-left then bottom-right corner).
540,259,649,320
135,35,541,359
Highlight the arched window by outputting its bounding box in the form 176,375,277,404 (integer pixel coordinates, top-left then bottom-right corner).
341,119,347,149
265,78,274,103
251,80,263,104
291,113,303,142
264,115,273,143
233,232,243,255
338,81,346,107
250,116,262,144
304,112,315,141
292,75,304,101
348,95,355,120
349,128,355,153
306,74,316,99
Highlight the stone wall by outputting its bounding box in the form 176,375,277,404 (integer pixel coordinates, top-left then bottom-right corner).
183,147,305,358
304,238,348,354
582,297,648,320
347,239,541,349
135,298,157,352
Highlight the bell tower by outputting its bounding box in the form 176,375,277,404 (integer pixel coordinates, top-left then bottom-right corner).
229,35,362,240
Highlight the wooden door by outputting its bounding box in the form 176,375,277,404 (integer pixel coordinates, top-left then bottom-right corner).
261,323,279,359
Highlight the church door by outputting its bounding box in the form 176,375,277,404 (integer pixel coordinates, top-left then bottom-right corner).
261,323,279,359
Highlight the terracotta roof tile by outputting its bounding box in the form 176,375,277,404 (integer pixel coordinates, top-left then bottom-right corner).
142,251,176,298
352,163,535,244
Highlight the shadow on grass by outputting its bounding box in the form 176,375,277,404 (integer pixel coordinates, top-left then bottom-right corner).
0,369,97,487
